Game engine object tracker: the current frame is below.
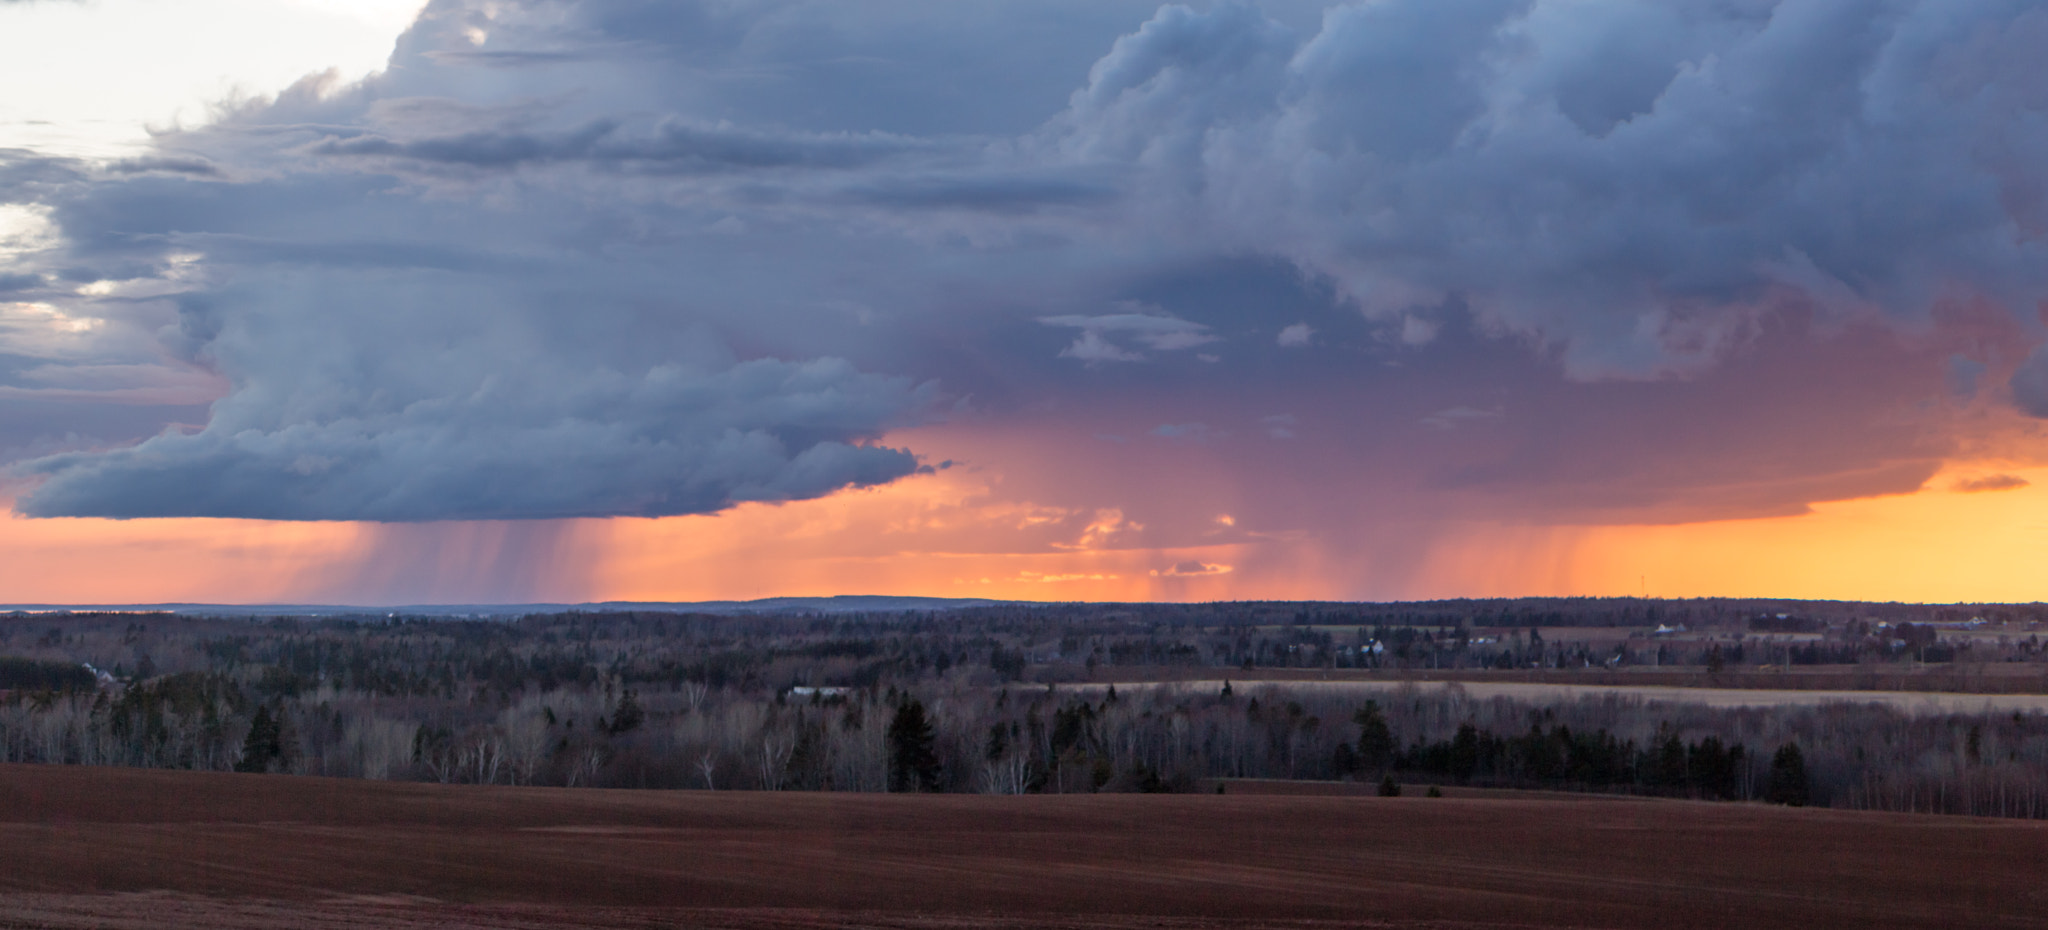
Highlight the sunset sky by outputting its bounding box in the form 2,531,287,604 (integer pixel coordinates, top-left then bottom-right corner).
3,0,2047,606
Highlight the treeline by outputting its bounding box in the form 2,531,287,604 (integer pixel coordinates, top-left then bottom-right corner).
4,610,2048,820
941,598,2048,631
7,605,2048,693
5,666,2047,819
0,656,97,692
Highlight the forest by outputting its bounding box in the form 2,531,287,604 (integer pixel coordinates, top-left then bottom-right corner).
2,603,2046,820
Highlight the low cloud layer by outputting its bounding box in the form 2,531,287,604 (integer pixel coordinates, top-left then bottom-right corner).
3,0,2046,530
20,357,927,520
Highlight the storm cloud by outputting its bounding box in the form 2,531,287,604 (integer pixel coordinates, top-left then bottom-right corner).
5,0,2048,527
1040,0,2048,377
18,357,928,520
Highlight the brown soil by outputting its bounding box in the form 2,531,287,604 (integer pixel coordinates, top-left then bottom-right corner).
2,764,2044,929
1203,779,1655,802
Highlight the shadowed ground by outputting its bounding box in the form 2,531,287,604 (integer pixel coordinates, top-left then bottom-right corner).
0,764,2043,929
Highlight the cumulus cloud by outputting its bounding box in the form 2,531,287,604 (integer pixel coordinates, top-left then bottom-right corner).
1057,330,1144,364
1052,507,1143,550
5,0,2048,532
1043,0,2048,379
6,143,943,520
1043,308,1217,361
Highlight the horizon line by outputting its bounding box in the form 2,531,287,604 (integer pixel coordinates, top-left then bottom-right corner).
3,594,2039,616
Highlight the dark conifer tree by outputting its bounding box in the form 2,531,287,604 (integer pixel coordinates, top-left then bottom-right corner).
1765,743,1811,807
236,706,281,774
887,699,940,792
1354,701,1397,773
608,689,645,735
1331,741,1359,777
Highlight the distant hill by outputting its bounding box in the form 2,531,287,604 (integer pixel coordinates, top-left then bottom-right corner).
7,595,2042,623
0,595,1031,618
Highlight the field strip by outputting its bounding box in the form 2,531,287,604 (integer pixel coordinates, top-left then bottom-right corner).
1095,679,2048,713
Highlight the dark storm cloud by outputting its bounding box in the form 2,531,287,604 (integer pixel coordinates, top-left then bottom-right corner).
8,0,2048,526
19,357,929,520
105,156,220,177
842,175,1118,213
1040,0,2048,378
309,119,941,174
2010,346,2048,418
0,149,84,192
513,0,1232,136
306,125,615,166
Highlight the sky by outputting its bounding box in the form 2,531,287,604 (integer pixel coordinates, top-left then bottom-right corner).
2,0,2048,605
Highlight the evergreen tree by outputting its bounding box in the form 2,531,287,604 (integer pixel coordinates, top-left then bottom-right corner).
887,699,941,792
1330,741,1359,777
984,722,1010,762
1354,701,1397,773
1765,743,1810,807
1377,774,1402,797
1652,732,1688,789
236,705,282,774
607,689,645,735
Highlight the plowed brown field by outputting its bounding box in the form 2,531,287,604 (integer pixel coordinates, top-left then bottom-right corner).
1,764,2042,929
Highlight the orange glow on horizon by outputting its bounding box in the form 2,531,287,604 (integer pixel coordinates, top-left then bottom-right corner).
1524,464,2048,604
0,510,369,604
0,508,607,605
583,467,1266,603
1,462,2045,606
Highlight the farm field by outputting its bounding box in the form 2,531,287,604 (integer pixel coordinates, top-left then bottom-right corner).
1091,663,2048,695
1,764,2044,929
1096,677,2048,714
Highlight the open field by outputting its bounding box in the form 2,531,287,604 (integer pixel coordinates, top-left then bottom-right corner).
1199,779,1659,802
2,765,2046,929
1094,677,2048,714
1089,664,2048,694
